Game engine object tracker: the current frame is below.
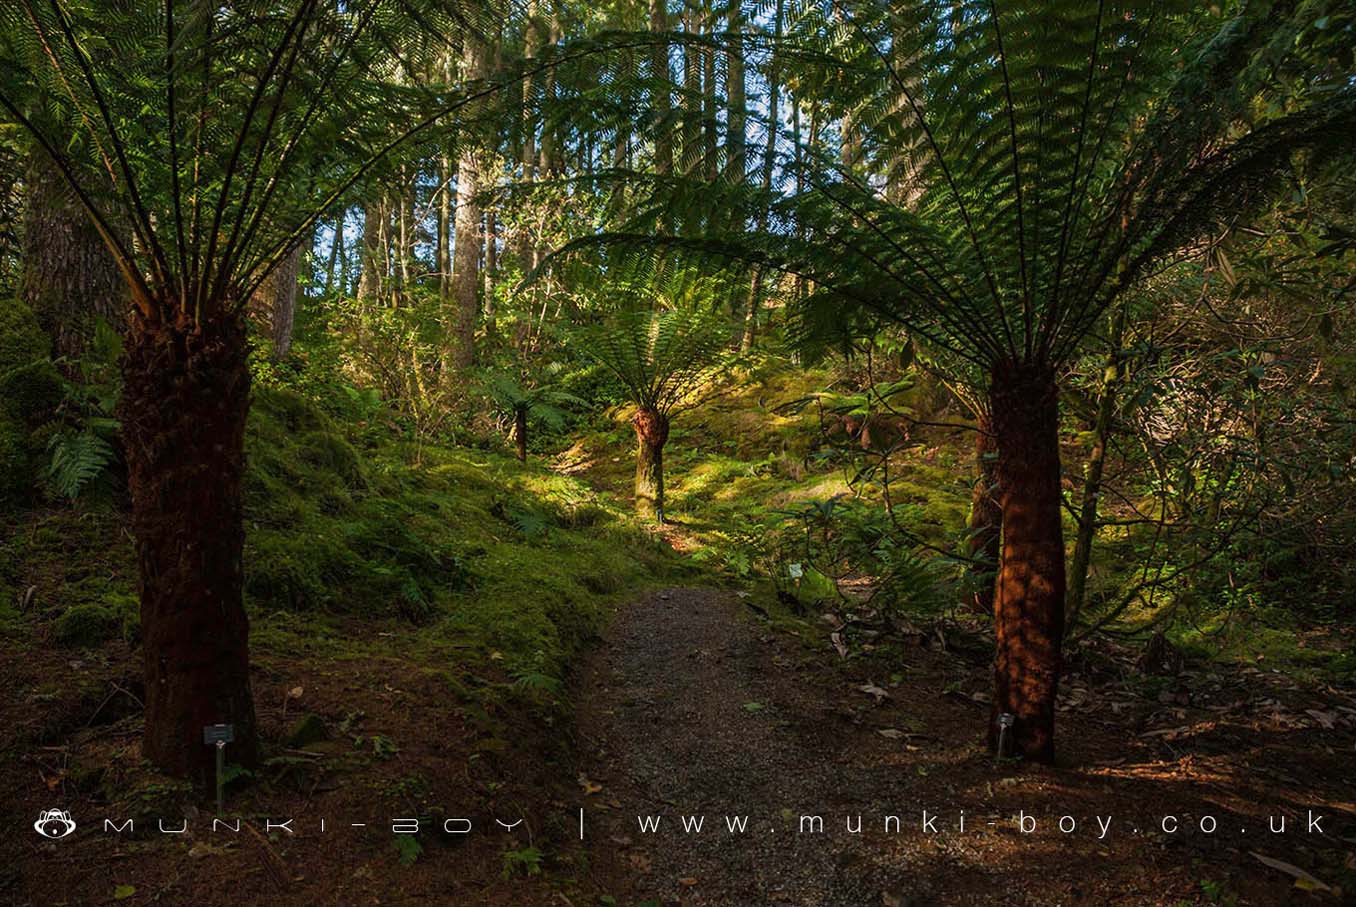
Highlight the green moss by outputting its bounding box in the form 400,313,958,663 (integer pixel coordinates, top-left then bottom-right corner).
53,602,120,648
0,360,63,425
0,411,31,506
0,300,51,375
296,430,365,487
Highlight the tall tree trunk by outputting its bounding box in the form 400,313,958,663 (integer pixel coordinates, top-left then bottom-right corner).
254,241,302,360
967,411,1001,613
483,210,498,335
1068,304,1128,630
514,406,528,462
438,153,453,306
725,2,746,180
323,212,342,297
701,0,718,181
681,1,702,177
355,198,387,305
19,150,126,359
988,359,1064,764
649,0,672,178
121,303,259,785
739,0,780,351
632,406,669,522
451,34,488,371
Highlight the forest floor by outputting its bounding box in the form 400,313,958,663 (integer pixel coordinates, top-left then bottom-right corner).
5,581,1355,906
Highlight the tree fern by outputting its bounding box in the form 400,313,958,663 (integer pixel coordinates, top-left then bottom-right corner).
46,428,114,499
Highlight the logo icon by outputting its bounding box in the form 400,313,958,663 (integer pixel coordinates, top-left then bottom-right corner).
34,809,76,839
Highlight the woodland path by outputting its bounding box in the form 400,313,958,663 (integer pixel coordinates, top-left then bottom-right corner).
573,588,1348,906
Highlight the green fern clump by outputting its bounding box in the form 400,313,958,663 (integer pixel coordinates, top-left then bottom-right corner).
45,429,115,500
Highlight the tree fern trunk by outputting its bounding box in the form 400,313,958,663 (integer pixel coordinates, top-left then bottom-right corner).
633,406,669,523
988,360,1064,764
121,303,258,785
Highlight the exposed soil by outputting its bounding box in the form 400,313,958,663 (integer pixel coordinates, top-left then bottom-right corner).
576,588,1356,906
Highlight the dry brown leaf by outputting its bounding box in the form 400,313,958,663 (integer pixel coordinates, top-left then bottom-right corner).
830,632,848,658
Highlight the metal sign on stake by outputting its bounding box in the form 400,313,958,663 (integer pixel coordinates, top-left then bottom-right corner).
203,724,234,815
996,713,1015,761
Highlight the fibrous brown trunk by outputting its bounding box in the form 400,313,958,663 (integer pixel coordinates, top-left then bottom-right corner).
632,406,669,523
121,303,259,784
514,406,528,462
19,150,126,359
988,360,1064,764
967,411,1001,614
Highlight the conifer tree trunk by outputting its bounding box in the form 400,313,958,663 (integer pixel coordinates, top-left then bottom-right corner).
988,360,1064,764
356,198,387,305
254,241,302,360
633,406,669,522
451,33,488,370
649,0,672,177
19,150,126,358
121,302,259,784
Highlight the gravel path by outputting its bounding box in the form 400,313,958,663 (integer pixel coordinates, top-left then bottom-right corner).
576,588,913,906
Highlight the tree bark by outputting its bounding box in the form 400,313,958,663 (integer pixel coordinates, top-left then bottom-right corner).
649,0,672,178
451,33,488,370
738,0,781,352
967,411,1001,614
483,210,498,335
632,406,669,522
121,303,259,784
514,406,528,462
681,1,702,177
253,241,302,360
19,150,126,359
988,360,1064,764
438,153,453,306
355,198,387,305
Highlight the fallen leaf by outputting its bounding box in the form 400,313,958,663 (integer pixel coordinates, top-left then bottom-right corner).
577,773,603,795
1250,851,1332,893
878,728,905,740
113,885,136,900
859,683,890,703
678,877,698,886
830,632,847,658
1305,709,1337,729
742,701,765,713
288,686,304,699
